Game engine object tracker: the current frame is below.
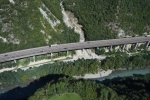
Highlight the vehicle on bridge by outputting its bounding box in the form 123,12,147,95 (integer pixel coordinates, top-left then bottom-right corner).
1,36,150,63
144,32,150,37
49,44,57,47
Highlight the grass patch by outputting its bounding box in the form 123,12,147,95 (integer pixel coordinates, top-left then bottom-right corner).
49,93,82,100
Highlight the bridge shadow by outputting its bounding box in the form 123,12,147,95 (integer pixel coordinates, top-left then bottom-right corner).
0,73,148,100
0,74,66,100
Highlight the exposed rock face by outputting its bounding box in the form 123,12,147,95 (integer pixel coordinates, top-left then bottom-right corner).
60,1,105,60
0,0,67,48
9,0,15,4
60,1,85,42
39,3,60,31
1,23,12,32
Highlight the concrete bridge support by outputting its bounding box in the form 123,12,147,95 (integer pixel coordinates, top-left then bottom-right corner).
110,46,113,51
82,49,84,52
51,53,53,59
33,56,35,62
66,51,68,56
122,44,126,52
146,41,150,48
134,43,138,50
1,36,150,63
14,59,16,63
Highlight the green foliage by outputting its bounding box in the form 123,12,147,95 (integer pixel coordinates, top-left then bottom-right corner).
63,0,150,40
108,74,150,100
28,77,123,100
0,0,9,7
29,74,150,100
1,52,150,84
0,51,76,69
0,59,100,84
95,48,105,55
0,0,79,53
47,93,82,100
21,74,29,82
0,60,19,69
101,52,150,70
35,55,49,62
101,54,128,70
20,58,30,67
53,27,80,44
42,0,63,21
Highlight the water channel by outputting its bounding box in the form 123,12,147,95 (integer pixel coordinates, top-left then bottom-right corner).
93,67,150,82
0,67,150,100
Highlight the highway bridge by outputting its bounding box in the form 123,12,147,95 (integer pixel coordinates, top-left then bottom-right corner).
0,36,150,63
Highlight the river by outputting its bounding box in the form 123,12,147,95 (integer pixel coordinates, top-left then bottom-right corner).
93,67,150,82
0,67,150,100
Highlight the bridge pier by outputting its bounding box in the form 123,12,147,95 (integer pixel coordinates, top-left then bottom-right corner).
82,49,84,52
51,53,53,59
110,46,113,51
134,43,138,50
66,51,68,56
14,59,16,63
1,36,150,63
33,56,35,62
146,41,150,48
122,44,126,52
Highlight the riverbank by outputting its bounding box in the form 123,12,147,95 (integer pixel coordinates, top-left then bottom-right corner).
0,55,74,73
73,67,150,79
94,67,150,82
73,70,112,79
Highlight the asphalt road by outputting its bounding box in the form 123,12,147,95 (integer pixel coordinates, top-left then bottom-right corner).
0,36,150,63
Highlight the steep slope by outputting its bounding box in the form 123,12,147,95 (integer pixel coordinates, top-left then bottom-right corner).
63,0,150,40
0,0,79,53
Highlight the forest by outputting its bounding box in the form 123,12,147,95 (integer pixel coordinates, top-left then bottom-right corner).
63,0,150,40
0,50,76,69
28,74,150,100
101,51,150,70
0,52,150,85
95,43,146,55
0,0,79,53
0,0,150,99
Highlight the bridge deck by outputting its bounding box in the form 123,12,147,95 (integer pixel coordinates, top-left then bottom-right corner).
0,36,150,63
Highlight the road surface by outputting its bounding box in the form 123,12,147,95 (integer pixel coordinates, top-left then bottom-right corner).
0,36,150,63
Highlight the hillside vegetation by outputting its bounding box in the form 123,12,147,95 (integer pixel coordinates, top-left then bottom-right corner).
48,93,82,100
28,77,124,100
29,74,150,100
0,0,79,53
63,0,150,40
1,52,150,84
0,1,150,100
1,0,150,53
